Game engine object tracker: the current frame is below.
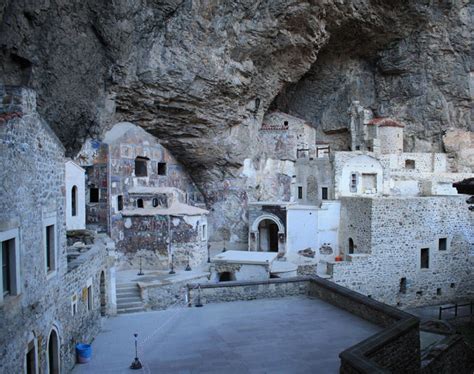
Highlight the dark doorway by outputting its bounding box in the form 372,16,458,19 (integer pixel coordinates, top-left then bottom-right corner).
26,340,36,374
48,329,60,374
268,223,279,252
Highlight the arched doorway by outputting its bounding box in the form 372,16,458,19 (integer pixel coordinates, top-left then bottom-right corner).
250,213,285,253
258,219,280,252
47,328,60,374
100,271,106,316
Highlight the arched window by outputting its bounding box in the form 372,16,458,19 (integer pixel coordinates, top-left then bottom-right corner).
47,328,60,374
152,198,159,207
137,199,144,208
348,238,354,254
71,186,78,217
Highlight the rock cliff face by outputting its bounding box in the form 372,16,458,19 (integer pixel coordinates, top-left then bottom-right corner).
1,0,472,243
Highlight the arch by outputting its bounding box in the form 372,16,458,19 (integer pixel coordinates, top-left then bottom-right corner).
218,272,236,282
47,326,60,374
250,213,285,233
348,238,354,254
71,185,78,217
250,213,285,253
100,271,106,316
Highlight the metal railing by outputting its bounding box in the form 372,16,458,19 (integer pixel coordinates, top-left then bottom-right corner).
438,301,474,320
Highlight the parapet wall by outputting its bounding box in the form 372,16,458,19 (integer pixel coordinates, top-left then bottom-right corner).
187,277,422,373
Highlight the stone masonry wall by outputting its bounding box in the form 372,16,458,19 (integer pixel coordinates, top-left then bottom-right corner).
0,86,109,373
332,196,473,307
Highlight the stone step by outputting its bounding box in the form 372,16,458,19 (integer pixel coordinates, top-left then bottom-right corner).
116,283,139,290
117,306,146,314
117,296,142,303
116,290,141,298
117,301,144,309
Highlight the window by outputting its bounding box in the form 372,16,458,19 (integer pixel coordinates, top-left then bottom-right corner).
117,195,123,211
436,288,442,296
0,229,20,301
399,278,407,294
321,187,328,200
152,198,159,207
71,294,78,316
71,186,78,216
348,238,354,254
26,339,37,374
2,239,13,297
87,285,93,311
45,225,56,273
90,188,99,203
298,186,303,200
202,224,207,241
405,159,415,169
283,121,288,127
137,199,144,208
157,162,167,176
438,238,447,251
350,173,357,192
135,156,149,177
420,248,429,269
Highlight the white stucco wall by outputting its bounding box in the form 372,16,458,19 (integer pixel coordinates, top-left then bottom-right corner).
336,154,384,198
286,206,318,253
65,161,86,230
316,201,341,260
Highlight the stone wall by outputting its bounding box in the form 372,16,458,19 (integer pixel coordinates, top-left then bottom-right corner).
421,334,474,374
331,196,473,307
0,86,111,373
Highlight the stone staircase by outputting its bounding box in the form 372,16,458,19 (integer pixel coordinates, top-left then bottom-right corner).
116,282,145,314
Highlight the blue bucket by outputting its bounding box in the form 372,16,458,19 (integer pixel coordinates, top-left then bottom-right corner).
76,343,92,364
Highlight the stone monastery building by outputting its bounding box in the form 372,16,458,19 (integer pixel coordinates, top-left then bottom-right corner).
243,106,473,307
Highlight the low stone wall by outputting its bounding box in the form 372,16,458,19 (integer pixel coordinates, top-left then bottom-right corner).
140,274,209,310
421,334,474,374
187,276,422,373
187,277,309,305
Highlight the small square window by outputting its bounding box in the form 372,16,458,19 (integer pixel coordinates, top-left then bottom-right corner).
157,162,167,176
405,159,415,169
438,238,447,251
135,156,149,177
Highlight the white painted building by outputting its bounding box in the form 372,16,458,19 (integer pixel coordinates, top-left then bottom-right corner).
65,160,86,230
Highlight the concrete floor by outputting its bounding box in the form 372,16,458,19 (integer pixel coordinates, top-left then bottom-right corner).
72,296,380,374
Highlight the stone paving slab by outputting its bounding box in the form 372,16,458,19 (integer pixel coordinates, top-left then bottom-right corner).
72,296,380,374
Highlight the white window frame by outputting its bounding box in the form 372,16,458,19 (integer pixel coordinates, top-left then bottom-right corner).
24,332,39,374
43,216,58,279
0,227,21,303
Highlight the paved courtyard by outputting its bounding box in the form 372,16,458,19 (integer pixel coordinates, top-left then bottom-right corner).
72,296,380,374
